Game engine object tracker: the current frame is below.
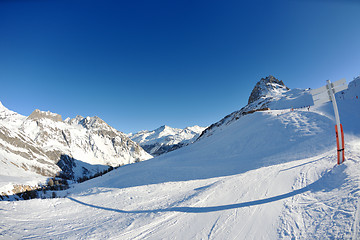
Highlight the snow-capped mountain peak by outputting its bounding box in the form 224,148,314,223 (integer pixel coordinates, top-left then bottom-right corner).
0,103,152,195
153,125,179,138
0,101,18,118
184,125,204,132
27,109,62,122
0,102,26,128
198,76,313,140
2,76,360,239
248,75,290,104
65,115,84,126
78,116,108,130
129,125,206,156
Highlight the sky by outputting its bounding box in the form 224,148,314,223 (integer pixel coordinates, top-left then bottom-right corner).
1,0,360,133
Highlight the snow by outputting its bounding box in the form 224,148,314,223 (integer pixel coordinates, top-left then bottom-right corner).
129,125,205,156
0,152,48,195
1,78,360,239
0,105,152,194
0,102,26,129
129,125,205,146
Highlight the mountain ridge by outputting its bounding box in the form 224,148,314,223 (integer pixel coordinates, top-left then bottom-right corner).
1,76,360,239
128,125,206,156
0,105,152,195
198,75,313,140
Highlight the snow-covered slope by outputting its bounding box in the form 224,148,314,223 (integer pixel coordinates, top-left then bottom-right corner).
0,105,152,195
1,76,360,239
0,101,26,127
128,125,205,156
199,75,314,139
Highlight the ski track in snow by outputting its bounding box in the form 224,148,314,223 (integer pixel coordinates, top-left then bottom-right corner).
1,78,360,239
352,197,360,240
277,141,360,239
2,115,360,239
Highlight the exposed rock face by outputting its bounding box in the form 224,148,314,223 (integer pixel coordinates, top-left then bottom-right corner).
0,123,58,177
0,104,152,194
28,109,62,122
248,75,289,104
129,125,206,156
198,75,312,140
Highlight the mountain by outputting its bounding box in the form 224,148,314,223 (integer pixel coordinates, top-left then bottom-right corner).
128,125,205,156
1,76,360,239
198,75,314,139
0,104,152,196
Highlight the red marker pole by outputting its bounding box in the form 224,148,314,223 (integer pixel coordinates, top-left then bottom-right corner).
311,79,348,165
335,124,345,164
327,80,345,164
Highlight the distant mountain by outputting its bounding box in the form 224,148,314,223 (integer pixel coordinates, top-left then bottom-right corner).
0,103,152,195
7,76,359,238
128,125,206,156
198,75,314,139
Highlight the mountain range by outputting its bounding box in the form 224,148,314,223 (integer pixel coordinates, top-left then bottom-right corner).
0,104,152,195
128,125,205,156
1,75,360,239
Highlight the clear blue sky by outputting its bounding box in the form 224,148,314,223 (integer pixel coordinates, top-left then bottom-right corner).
1,0,359,133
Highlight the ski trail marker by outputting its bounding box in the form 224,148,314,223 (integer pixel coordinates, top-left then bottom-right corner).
310,79,348,164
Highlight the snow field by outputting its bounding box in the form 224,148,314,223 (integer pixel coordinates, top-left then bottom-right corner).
1,104,359,239
1,77,360,239
2,141,358,239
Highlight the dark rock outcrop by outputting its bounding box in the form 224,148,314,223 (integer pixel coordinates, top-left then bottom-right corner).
248,75,289,104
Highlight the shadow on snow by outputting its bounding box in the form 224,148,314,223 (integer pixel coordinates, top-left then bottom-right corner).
67,163,346,214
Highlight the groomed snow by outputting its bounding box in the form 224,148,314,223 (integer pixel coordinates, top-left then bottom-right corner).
1,78,359,239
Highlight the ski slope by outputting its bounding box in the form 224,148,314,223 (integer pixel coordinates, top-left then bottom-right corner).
1,79,360,239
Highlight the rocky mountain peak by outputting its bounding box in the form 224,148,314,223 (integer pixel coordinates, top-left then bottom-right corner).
0,102,152,192
79,116,109,130
74,115,84,123
65,115,84,125
248,75,289,104
156,125,170,132
27,109,62,122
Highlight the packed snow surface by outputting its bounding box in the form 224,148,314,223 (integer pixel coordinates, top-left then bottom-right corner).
1,77,360,239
